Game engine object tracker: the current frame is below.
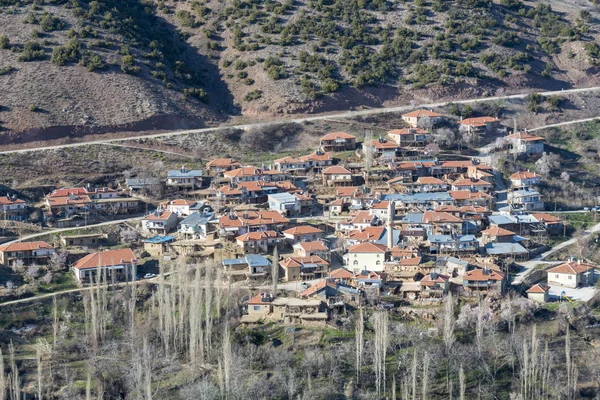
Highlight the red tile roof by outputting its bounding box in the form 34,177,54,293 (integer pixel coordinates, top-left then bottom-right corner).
481,226,515,236
547,261,595,275
320,132,356,141
464,268,505,282
349,226,385,241
224,167,263,178
417,176,444,185
387,127,428,135
296,241,329,252
281,256,329,268
300,279,333,297
509,171,539,180
329,267,354,280
402,109,442,118
459,116,500,126
449,190,493,200
0,196,25,205
206,158,241,168
247,293,274,305
236,230,281,242
323,166,352,175
452,178,492,187
422,211,463,223
348,242,387,253
144,211,174,221
283,225,324,235
219,211,289,228
72,248,137,270
506,132,544,142
420,273,449,286
527,283,550,293
0,241,53,252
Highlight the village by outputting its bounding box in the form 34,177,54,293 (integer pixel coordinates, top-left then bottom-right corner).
0,107,595,327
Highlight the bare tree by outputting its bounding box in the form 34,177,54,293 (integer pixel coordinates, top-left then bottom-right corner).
535,152,560,176
0,347,5,400
10,260,24,274
25,263,40,282
120,228,140,244
459,364,465,400
373,311,389,398
272,246,279,292
355,307,364,380
42,271,53,285
49,251,68,271
443,293,455,352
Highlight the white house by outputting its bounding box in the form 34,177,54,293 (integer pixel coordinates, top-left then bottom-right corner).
178,211,216,239
72,248,137,283
167,166,203,188
141,211,179,235
509,171,541,188
343,242,387,273
268,192,301,216
401,109,443,128
508,188,544,211
547,260,595,289
527,283,550,303
506,132,545,155
162,199,209,217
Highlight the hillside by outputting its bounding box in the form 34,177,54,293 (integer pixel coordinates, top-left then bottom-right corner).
0,0,599,143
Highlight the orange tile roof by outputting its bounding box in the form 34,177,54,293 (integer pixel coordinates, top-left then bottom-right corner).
281,256,329,268
417,176,444,185
420,273,449,286
236,230,281,242
547,261,595,275
422,211,463,223
527,283,550,293
167,199,192,206
336,186,363,197
206,158,241,168
531,213,562,225
349,226,385,241
481,226,515,236
274,156,301,164
144,211,174,221
349,210,373,224
435,205,460,213
459,205,488,213
509,171,539,180
441,160,476,168
355,270,382,280
449,190,493,200
219,211,289,228
297,241,329,252
49,187,88,197
72,248,137,270
464,268,505,281
459,116,500,126
506,132,544,142
452,178,492,187
283,225,324,235
47,195,92,207
224,167,263,178
370,139,399,149
0,196,25,205
300,279,332,297
320,132,356,141
402,109,442,118
247,293,274,305
348,242,387,253
218,185,243,195
323,166,352,175
371,201,390,210
329,268,354,280
0,241,53,252
299,152,332,162
387,127,428,135
399,257,422,266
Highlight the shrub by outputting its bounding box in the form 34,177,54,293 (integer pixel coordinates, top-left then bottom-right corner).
39,12,64,32
234,60,248,70
183,88,209,103
0,35,9,49
176,10,196,27
80,53,107,72
51,38,82,66
29,104,39,112
0,66,15,75
242,89,262,101
321,78,339,93
18,41,45,61
237,71,248,79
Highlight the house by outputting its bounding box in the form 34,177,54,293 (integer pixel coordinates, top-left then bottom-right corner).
508,188,544,211
0,196,28,220
293,240,330,261
268,192,301,216
415,176,448,193
547,260,595,289
162,199,209,217
484,242,529,260
328,199,344,216
0,241,55,267
280,256,329,281
236,231,284,254
141,211,178,235
320,132,357,152
402,109,443,127
458,116,500,134
223,166,263,184
178,211,216,239
387,128,429,146
509,171,541,188
527,283,550,303
343,242,387,273
72,248,137,283
283,225,324,242
94,197,141,215
353,270,384,288
246,293,274,317
298,151,333,171
367,137,400,159
463,268,505,291
295,193,315,215
49,186,118,200
480,226,517,244
206,158,242,175
45,194,92,218
143,235,175,257
270,298,328,326
428,234,478,254
322,166,354,187
222,254,271,282
272,156,309,173
420,272,450,296
422,211,464,235
125,177,162,195
506,132,545,155
451,178,493,193
166,166,204,188
61,233,105,247
449,190,494,207
219,211,289,237
531,213,564,235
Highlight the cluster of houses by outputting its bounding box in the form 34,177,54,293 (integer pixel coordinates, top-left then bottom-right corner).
0,107,589,324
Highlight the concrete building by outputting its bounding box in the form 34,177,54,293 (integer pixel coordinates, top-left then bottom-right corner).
319,132,356,152
141,211,179,235
343,242,387,273
0,241,55,267
527,283,550,303
547,260,595,289
506,132,545,155
268,192,301,216
401,109,443,127
72,248,137,283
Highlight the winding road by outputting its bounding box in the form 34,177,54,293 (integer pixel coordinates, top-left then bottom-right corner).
2,85,600,155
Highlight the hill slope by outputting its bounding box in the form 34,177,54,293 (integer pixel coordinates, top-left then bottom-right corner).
0,0,599,143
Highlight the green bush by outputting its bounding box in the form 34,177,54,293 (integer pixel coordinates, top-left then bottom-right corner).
0,66,15,75
18,41,45,62
39,12,64,32
183,88,209,103
176,10,196,28
243,89,262,101
80,53,107,72
0,35,9,49
321,78,339,93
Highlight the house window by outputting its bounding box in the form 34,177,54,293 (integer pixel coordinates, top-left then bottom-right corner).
568,275,572,280
353,260,359,266
376,261,381,265
253,306,260,311
555,274,559,278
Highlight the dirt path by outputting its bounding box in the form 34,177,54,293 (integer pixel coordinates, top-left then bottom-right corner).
528,116,600,132
3,85,600,155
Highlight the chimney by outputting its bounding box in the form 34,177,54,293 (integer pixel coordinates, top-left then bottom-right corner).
578,259,581,265
181,165,186,173
387,201,395,249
